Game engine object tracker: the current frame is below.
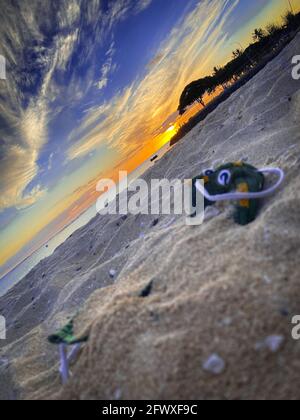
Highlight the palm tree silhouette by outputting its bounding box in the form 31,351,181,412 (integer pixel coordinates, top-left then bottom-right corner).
252,28,266,42
287,0,294,14
232,49,243,59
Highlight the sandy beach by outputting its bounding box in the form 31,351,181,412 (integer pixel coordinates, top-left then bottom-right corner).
0,32,300,400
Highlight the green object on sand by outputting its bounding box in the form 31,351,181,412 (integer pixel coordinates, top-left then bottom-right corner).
48,319,89,384
48,320,89,346
192,162,265,225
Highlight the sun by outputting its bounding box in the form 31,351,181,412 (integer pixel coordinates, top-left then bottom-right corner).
166,125,176,133
157,124,178,148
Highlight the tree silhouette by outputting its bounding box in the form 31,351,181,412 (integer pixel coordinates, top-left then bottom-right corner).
178,78,210,115
232,48,243,59
252,28,266,42
177,11,300,115
266,23,281,37
284,11,299,29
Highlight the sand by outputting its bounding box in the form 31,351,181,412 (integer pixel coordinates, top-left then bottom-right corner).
0,33,300,400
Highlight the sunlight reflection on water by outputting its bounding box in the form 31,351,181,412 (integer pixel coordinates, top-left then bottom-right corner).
0,142,171,297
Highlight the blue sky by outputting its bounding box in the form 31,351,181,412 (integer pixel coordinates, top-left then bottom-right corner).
0,0,297,273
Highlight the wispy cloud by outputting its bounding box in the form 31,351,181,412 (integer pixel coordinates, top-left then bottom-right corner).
67,0,239,161
135,0,153,14
95,42,116,90
1,0,281,270
0,0,153,211
0,0,80,209
17,184,48,210
0,1,81,209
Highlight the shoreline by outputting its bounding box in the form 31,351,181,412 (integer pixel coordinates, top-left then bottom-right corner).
2,27,298,295
171,28,300,146
0,32,300,400
0,143,172,297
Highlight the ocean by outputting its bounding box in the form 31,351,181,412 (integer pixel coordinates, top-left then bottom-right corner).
0,142,171,297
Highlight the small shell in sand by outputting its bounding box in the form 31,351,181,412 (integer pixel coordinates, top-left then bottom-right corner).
203,354,225,375
255,335,285,353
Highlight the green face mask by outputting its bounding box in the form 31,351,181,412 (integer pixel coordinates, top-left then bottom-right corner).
192,162,265,225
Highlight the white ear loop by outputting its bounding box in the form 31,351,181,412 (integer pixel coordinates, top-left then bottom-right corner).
195,168,285,202
59,343,82,384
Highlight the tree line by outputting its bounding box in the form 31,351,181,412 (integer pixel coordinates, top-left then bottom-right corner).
178,11,300,115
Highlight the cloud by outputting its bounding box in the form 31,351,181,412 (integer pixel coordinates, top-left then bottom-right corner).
0,3,81,209
0,142,48,209
0,0,81,210
147,52,165,70
48,152,55,170
0,0,153,211
67,0,239,161
95,42,116,90
58,0,81,28
135,0,153,14
16,185,48,210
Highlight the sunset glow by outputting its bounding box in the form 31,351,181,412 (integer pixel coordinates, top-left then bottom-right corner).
1,0,299,276
166,125,176,133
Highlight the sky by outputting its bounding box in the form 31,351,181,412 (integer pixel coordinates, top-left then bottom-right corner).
0,0,299,275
